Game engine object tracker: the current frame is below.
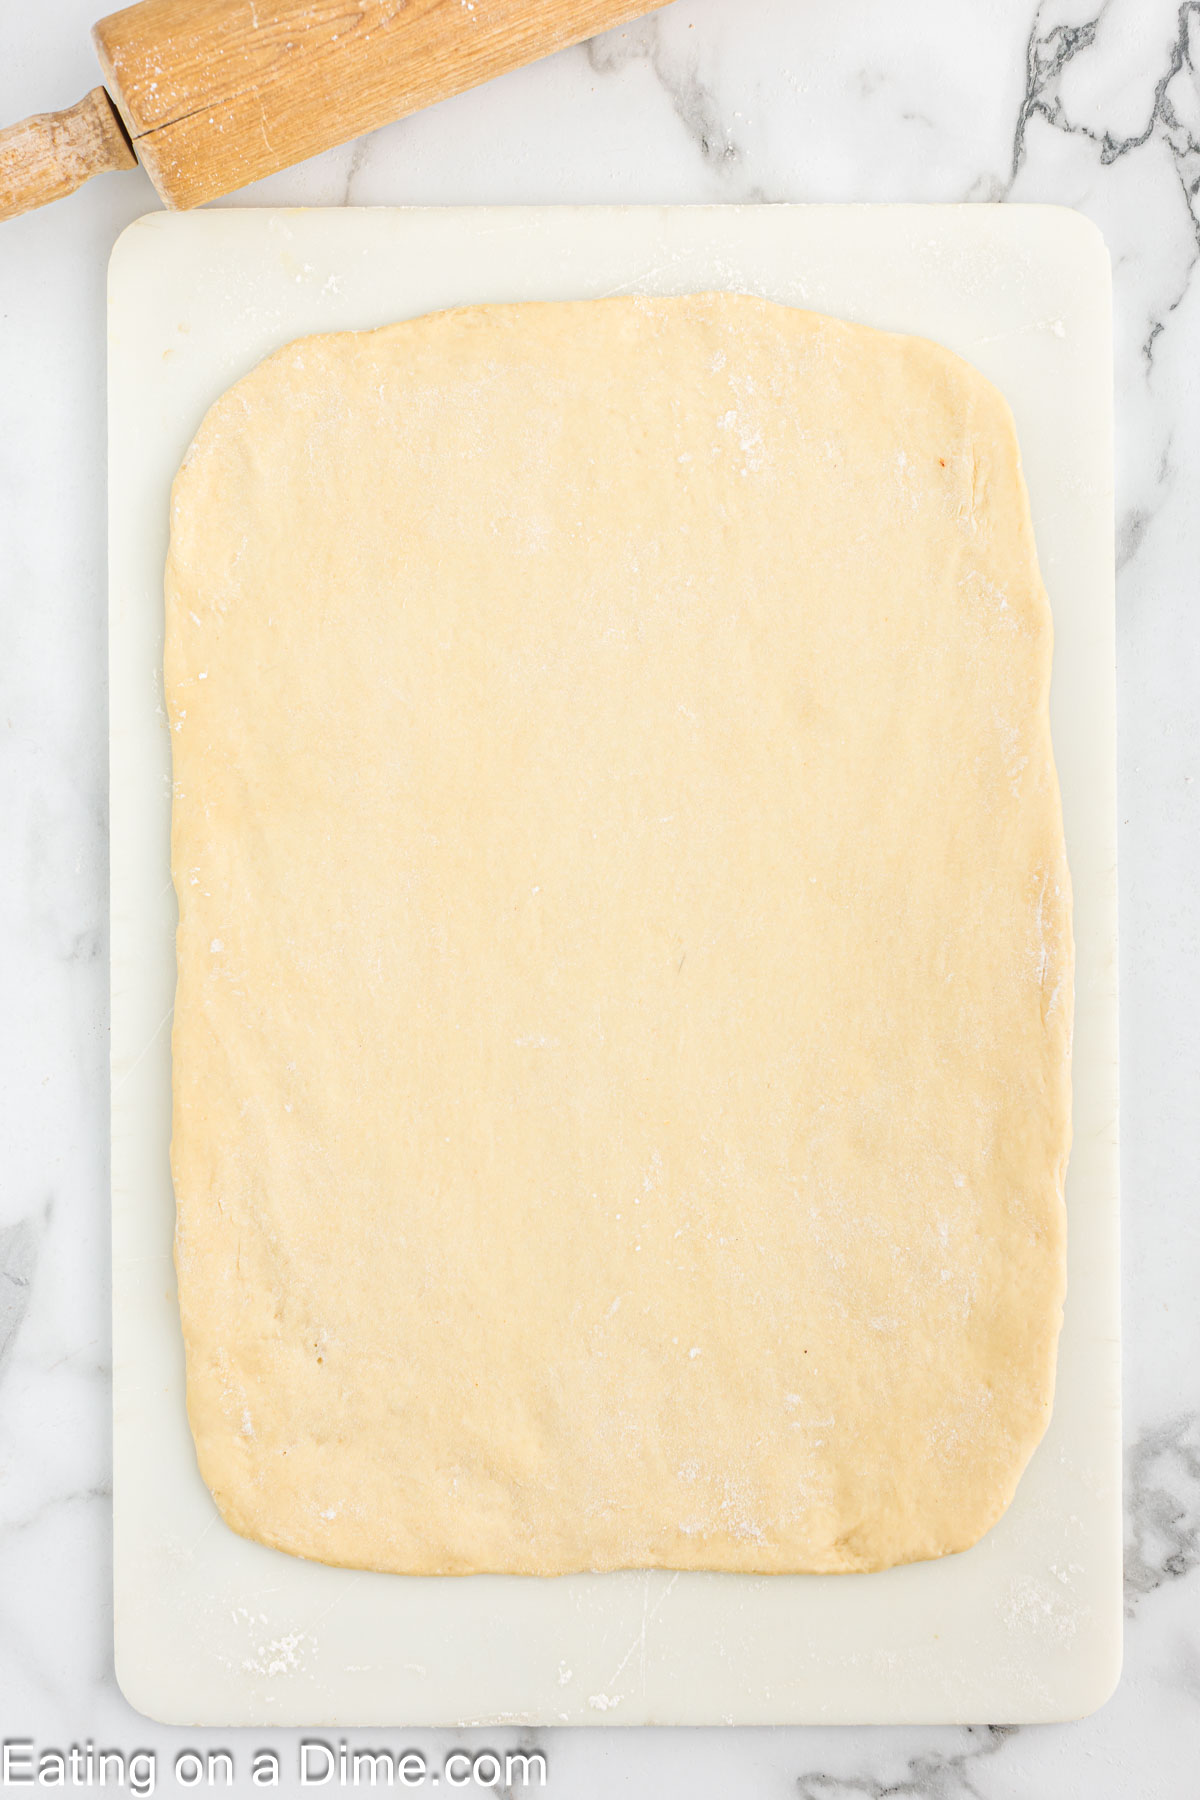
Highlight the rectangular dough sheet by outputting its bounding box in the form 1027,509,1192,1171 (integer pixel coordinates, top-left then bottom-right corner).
166,293,1071,1577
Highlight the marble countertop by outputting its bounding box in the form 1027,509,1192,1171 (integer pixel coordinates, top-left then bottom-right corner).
1,0,1197,1792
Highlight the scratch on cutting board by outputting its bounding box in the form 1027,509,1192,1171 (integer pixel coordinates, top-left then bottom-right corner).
112,1005,174,1096
302,1570,365,1636
598,1571,681,1706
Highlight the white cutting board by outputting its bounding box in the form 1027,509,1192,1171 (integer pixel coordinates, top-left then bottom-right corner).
108,204,1120,1727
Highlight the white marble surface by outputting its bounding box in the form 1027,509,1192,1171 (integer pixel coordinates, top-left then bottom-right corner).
0,0,1196,1791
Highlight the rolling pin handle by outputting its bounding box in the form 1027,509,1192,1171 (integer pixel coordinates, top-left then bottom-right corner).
0,87,138,222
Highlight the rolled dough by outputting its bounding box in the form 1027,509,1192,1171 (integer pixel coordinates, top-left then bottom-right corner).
166,293,1071,1576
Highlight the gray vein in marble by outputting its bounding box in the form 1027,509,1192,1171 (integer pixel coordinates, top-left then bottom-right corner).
0,1211,43,1381
1125,1412,1200,1613
1012,2,1200,361
4,1484,113,1537
25,785,105,967
1009,8,1098,185
1117,505,1152,571
492,1731,546,1800
795,1724,1017,1799
342,135,371,208
586,16,742,180
1118,437,1175,568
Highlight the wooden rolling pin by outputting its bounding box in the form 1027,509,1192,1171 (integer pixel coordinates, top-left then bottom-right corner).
0,0,664,220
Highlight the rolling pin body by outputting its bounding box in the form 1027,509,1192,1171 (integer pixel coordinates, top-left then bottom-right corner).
0,0,662,217
93,0,662,208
